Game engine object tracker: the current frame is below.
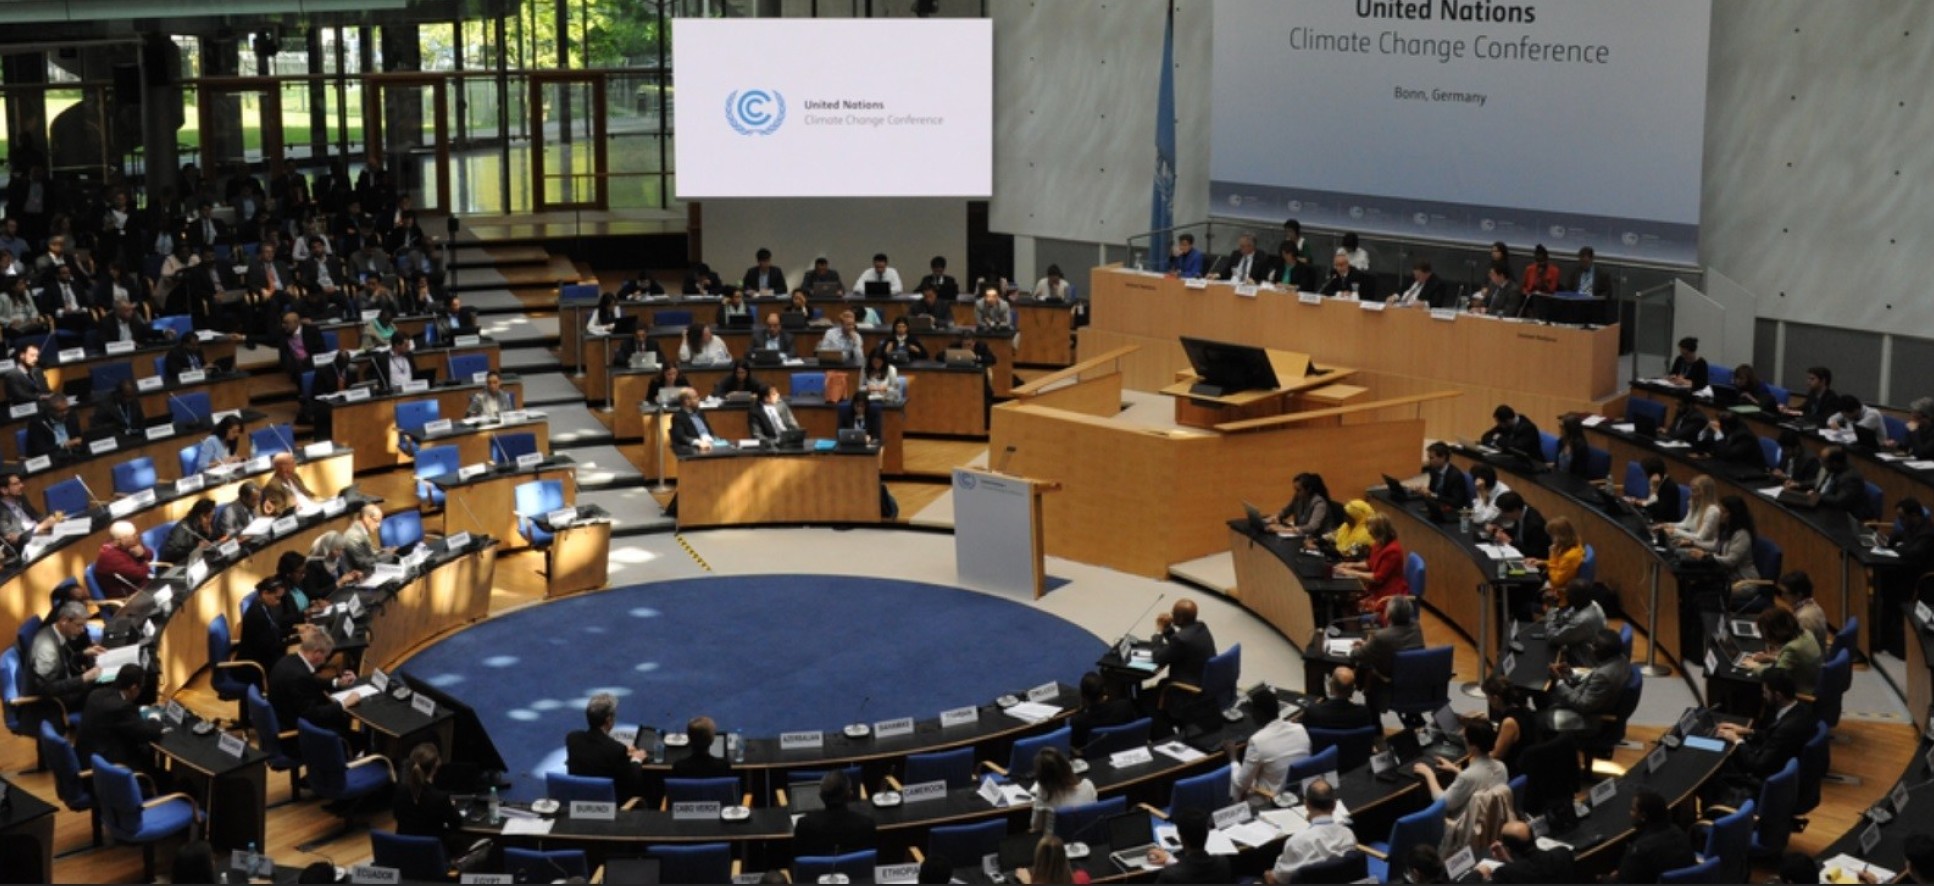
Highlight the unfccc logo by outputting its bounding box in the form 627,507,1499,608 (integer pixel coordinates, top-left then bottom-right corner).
725,89,786,136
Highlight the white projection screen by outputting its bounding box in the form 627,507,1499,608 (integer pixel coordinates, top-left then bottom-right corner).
673,19,993,199
1211,0,1711,264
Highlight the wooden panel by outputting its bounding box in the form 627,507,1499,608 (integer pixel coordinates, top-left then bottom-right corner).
616,394,905,477
419,421,551,469
324,381,524,473
440,466,578,550
1909,623,1931,738
0,374,247,462
20,417,277,520
359,545,497,670
676,452,881,527
1228,526,1315,650
548,522,612,598
992,399,1424,578
1015,302,1075,366
1371,499,1490,647
1022,371,1123,418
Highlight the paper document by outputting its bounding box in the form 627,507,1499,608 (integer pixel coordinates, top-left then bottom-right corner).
1001,702,1060,724
1907,460,1934,471
1154,741,1207,764
1758,486,1786,498
1203,829,1240,856
1324,638,1357,658
1580,415,1606,427
1259,807,1310,835
1821,855,1896,885
1655,440,1690,450
94,645,142,679
1609,422,1635,433
331,685,379,705
241,517,275,537
1535,837,1574,852
1222,819,1280,849
501,818,555,836
1476,544,1523,560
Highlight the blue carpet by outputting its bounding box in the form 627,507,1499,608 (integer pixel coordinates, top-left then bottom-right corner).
400,575,1107,800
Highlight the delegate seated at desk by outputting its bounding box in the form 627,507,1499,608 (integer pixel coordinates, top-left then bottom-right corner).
1698,412,1763,468
669,716,734,780
1471,261,1525,318
1349,597,1423,719
1413,442,1474,510
1318,253,1367,298
1335,513,1408,616
678,324,733,366
750,314,793,355
268,630,361,745
1542,580,1606,662
1546,629,1627,717
1069,671,1139,748
748,385,801,443
716,289,753,327
644,366,688,405
802,257,843,293
159,499,217,565
262,453,320,516
616,269,666,300
1745,607,1822,694
565,693,649,804
820,311,866,363
77,666,164,781
1467,465,1509,525
23,393,83,459
1614,790,1697,886
1481,405,1543,461
95,521,154,598
851,253,903,297
1662,476,1720,546
1213,236,1265,284
905,286,952,326
683,263,725,296
1148,598,1216,689
1704,669,1817,809
30,602,102,719
1165,234,1205,279
239,574,307,676
670,390,725,453
712,361,762,399
613,326,665,369
1412,720,1505,820
1302,668,1378,732
793,770,876,857
0,471,59,546
741,249,786,296
91,379,147,435
1680,496,1760,597
973,288,1012,330
1827,393,1885,439
1228,687,1310,802
3,341,50,404
1390,259,1450,308
1665,336,1709,389
1484,493,1549,559
1265,472,1332,537
342,504,389,573
466,372,514,420
872,319,928,365
1778,365,1837,423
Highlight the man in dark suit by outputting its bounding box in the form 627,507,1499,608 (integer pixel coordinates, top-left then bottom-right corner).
905,286,952,328
95,298,167,347
25,394,84,459
76,665,163,776
1706,669,1816,807
740,248,786,295
1489,493,1550,559
38,264,91,334
29,602,100,719
431,295,478,338
1391,259,1451,308
1419,441,1474,510
1548,630,1630,717
669,715,735,780
1217,234,1266,284
1481,404,1544,460
1811,446,1872,516
4,342,51,404
186,202,228,251
792,770,877,857
1565,246,1612,299
1318,252,1367,297
749,314,793,355
611,326,662,369
246,241,294,299
1150,808,1232,884
1149,598,1216,688
238,577,302,676
682,262,725,296
1477,260,1525,317
298,239,355,304
914,257,960,300
1300,667,1378,731
565,692,649,804
0,471,54,546
268,630,360,742
272,312,328,383
748,384,801,443
1615,789,1696,884
1351,597,1424,715
1070,671,1139,749
163,335,211,378
90,379,146,435
669,389,719,453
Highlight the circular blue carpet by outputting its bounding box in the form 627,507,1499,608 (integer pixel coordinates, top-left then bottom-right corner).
398,575,1107,799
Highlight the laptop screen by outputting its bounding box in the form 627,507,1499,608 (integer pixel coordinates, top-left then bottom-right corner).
1387,728,1423,762
1432,705,1464,738
1106,810,1155,851
998,832,1038,871
1382,474,1408,499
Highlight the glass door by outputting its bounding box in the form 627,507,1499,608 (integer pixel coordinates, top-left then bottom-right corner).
196,78,283,178
531,73,606,211
363,74,451,213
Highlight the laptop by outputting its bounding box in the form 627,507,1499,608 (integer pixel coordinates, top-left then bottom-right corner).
1382,474,1419,502
1242,501,1270,535
1854,423,1881,450
720,311,754,329
863,280,893,298
779,312,808,330
628,353,661,372
836,428,870,450
815,348,848,366
1709,383,1741,407
1430,705,1466,744
1105,810,1162,872
656,388,684,408
997,832,1040,875
776,428,807,450
747,348,786,368
1848,511,1880,548
723,390,754,404
908,315,937,332
809,281,844,299
611,316,640,336
943,348,979,367
1775,487,1818,509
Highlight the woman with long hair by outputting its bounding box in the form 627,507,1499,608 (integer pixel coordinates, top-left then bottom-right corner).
1028,746,1096,834
1526,515,1584,592
1339,513,1409,616
393,742,468,852
1028,834,1091,884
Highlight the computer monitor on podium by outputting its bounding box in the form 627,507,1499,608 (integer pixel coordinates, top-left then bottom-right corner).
1180,336,1281,397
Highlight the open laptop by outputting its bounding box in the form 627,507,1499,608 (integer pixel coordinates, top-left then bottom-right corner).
1847,511,1881,548
997,832,1040,876
815,348,848,366
779,312,808,329
1105,810,1162,872
809,281,844,299
863,280,893,298
908,314,937,332
1382,474,1419,502
1853,423,1881,450
629,352,661,372
656,387,684,408
943,348,979,367
775,428,808,450
720,312,754,329
835,429,870,451
1430,704,1466,746
611,316,640,336
747,348,786,368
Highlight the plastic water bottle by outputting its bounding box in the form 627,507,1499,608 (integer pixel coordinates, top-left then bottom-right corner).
652,731,666,764
246,841,259,873
487,786,501,824
1458,508,1472,535
730,733,744,764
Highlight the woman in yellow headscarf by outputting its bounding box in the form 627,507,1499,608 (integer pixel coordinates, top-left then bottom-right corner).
1327,499,1375,555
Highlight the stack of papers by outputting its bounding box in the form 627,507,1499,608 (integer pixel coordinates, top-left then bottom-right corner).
501,818,555,836
1154,741,1206,764
1001,702,1060,724
1476,543,1524,560
93,645,143,680
1220,819,1280,849
1323,638,1357,658
331,684,379,705
1821,855,1896,884
1259,807,1310,835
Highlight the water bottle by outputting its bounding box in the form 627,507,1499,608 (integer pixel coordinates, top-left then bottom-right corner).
246,841,259,873
1458,508,1472,535
652,731,666,764
730,732,744,764
487,785,501,824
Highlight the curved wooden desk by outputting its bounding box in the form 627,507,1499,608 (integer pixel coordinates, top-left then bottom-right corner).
625,399,906,478
317,377,526,473
675,446,883,528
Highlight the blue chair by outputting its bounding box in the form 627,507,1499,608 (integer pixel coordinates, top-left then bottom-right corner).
151,315,193,338
43,477,88,516
545,772,617,803
1700,799,1755,884
319,330,340,352
560,283,600,302
12,613,39,657
370,830,449,882
1579,544,1597,583
92,361,134,394
1885,415,1910,447
1865,482,1884,521
1758,436,1781,470
791,371,827,400
1537,431,1559,462
110,457,157,497
394,399,440,455
1660,857,1721,884
168,391,212,426
177,444,199,477
1365,797,1446,883
1284,745,1340,794
1388,646,1454,721
208,615,265,708
1172,643,1240,713
648,843,733,884
1622,460,1649,499
1746,758,1800,858
491,432,539,466
1677,484,1692,520
1583,666,1645,759
1308,725,1378,773
1813,647,1851,730
665,777,742,807
1158,764,1232,818
989,725,1072,782
299,370,316,402
1462,471,1476,502
84,564,107,601
1405,552,1427,602
2,647,54,740
414,444,461,507
93,754,199,881
514,479,567,548
449,352,490,383
1619,623,1634,659
1707,364,1734,387
1830,618,1860,664
1626,397,1667,429
1295,852,1369,884
1584,447,1612,480
657,309,694,327
379,511,424,549
1752,537,1784,587
245,685,303,797
505,848,588,881
39,721,100,846
903,747,977,790
794,851,877,884
1767,384,1790,407
1050,796,1126,842
13,427,24,455
1507,773,1528,816
296,718,394,832
1080,717,1152,759
249,424,294,457
1795,721,1830,818
928,819,1007,868
141,522,175,563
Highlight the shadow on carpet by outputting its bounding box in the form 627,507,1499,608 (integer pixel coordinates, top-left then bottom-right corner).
399,574,1108,800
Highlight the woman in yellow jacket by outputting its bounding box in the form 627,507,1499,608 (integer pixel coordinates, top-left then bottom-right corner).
1527,515,1584,591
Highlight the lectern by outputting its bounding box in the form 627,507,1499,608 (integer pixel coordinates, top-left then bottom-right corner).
952,467,1056,599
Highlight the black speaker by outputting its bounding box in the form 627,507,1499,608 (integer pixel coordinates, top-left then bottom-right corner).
112,64,142,105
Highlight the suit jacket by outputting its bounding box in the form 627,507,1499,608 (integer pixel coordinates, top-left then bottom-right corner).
432,307,479,337
163,343,211,378
1395,275,1452,308
1351,622,1423,682
1154,852,1232,884
24,411,82,458
1551,658,1629,716
0,495,42,544
740,265,787,294
1299,696,1379,732
36,280,88,317
238,596,298,674
1482,417,1544,461
94,312,163,346
1486,280,1527,317
1497,506,1551,558
792,805,878,857
268,652,347,735
466,390,515,419
262,472,318,516
681,269,725,295
90,396,145,434
298,255,350,292
246,258,294,294
342,522,379,573
1491,845,1579,884
28,624,92,707
1319,267,1367,297
186,216,229,250
276,324,329,379
393,782,466,849
1220,250,1267,283
611,338,663,368
214,499,255,541
565,728,648,802
749,327,794,354
1566,265,1612,299
3,365,49,404
76,686,162,770
1150,621,1216,687
1816,465,1871,516
670,749,735,780
1427,463,1474,510
1265,258,1317,291
1615,821,1696,885
1734,701,1816,780
669,408,715,452
914,274,960,300
906,298,953,326
749,400,801,442
1717,428,1763,467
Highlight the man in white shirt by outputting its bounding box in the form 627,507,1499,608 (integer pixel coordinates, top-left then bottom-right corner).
385,336,416,390
1230,688,1310,800
1414,720,1506,817
1264,779,1355,884
852,253,903,296
819,311,865,364
1826,394,1885,437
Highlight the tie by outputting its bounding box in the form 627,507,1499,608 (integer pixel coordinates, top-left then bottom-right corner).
1237,255,1250,280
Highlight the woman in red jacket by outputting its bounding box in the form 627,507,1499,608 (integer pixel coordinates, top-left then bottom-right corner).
1338,512,1410,618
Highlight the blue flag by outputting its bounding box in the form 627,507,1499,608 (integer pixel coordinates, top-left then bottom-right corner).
1150,0,1177,270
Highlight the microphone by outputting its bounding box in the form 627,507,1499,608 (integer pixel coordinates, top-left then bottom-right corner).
1116,593,1168,648
165,392,210,431
1203,252,1228,280
269,422,298,458
847,695,872,734
1323,613,1372,638
74,474,105,508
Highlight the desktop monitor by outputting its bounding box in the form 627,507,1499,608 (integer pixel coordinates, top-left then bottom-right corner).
1178,336,1281,396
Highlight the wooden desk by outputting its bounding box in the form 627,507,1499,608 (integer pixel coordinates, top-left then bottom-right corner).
1160,349,1357,430
411,340,502,379
319,379,525,473
1014,299,1075,366
0,372,257,462
583,325,1015,403
435,460,579,550
1366,490,1518,650
548,521,612,598
357,540,499,670
676,447,882,528
1227,523,1362,651
15,409,270,522
629,401,906,479
416,415,552,469
41,337,240,391
1084,267,1620,439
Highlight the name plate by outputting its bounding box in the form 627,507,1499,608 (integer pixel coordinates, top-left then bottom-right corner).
245,454,270,473
165,700,186,724
88,437,119,455
108,497,140,519
875,865,921,884
105,340,136,355
145,424,174,441
1862,821,1882,854
187,560,209,585
313,352,337,368
873,717,915,739
447,531,473,549
1212,802,1252,830
7,402,36,419
569,800,615,821
371,669,390,691
401,380,430,394
348,864,400,884
137,375,164,392
1500,652,1516,676
901,780,948,804
340,615,356,639
461,875,514,885
939,706,979,728
672,801,721,821
21,455,49,474
1109,746,1155,768
271,516,298,536
56,347,86,363
1358,299,1387,312
0,358,14,372
454,335,482,348
343,387,371,402
305,441,334,458
218,731,247,758
471,371,491,384
323,497,348,517
546,507,578,526
1919,601,1934,629
779,731,825,751
458,463,488,481
1703,647,1718,673
1646,746,1667,774
1430,308,1458,321
1445,846,1476,883
178,369,206,384
1232,283,1259,298
423,418,453,435
516,452,544,469
1895,782,1912,814
348,594,366,617
219,540,241,560
133,484,157,506
1297,292,1323,305
1588,777,1618,807
503,410,531,424
176,473,205,492
1183,278,1209,290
